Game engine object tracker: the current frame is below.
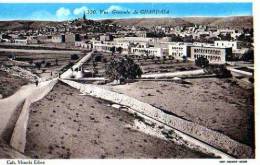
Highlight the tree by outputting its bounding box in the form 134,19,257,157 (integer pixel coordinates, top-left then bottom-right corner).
105,56,142,82
110,46,116,55
55,58,58,65
242,49,254,62
35,62,42,70
182,55,187,63
71,54,79,60
195,56,209,68
205,64,232,78
117,47,123,54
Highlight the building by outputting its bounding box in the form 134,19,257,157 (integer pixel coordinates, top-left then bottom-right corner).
92,41,129,54
100,34,113,41
14,39,28,45
114,37,155,45
61,34,76,43
214,40,243,50
75,41,92,50
51,35,62,43
135,31,147,38
168,42,191,59
189,46,232,64
130,47,165,57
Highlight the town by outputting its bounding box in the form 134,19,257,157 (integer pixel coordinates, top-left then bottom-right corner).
0,12,254,160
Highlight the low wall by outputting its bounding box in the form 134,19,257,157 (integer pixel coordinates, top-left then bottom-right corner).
61,79,254,158
228,68,253,77
9,79,58,153
141,69,205,79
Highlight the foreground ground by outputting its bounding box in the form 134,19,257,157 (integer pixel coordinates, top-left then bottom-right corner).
25,82,210,159
106,78,254,147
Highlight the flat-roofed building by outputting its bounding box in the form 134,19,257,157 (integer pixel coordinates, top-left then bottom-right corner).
14,39,28,45
75,41,92,50
52,35,62,43
114,37,155,45
214,40,243,50
92,41,129,54
168,42,192,60
190,46,232,64
130,47,164,57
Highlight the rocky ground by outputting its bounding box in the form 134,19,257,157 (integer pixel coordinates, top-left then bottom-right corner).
25,82,211,159
0,70,29,98
106,78,254,148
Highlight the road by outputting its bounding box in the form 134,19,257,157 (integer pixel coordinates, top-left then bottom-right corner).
60,51,94,79
0,48,81,54
0,79,57,153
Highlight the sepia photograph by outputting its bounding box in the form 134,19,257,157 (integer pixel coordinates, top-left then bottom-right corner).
0,0,257,163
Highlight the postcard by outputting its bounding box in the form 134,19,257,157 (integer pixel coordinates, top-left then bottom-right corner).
0,0,257,164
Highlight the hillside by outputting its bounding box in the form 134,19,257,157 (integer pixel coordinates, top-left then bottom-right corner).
103,16,253,29
0,20,61,31
0,16,253,31
101,17,193,28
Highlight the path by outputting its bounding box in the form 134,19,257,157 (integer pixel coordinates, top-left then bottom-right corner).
0,79,58,152
0,48,81,54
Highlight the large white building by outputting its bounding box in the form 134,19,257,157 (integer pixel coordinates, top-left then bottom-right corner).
114,37,155,45
168,42,192,60
130,47,166,57
189,46,232,64
14,39,28,45
92,41,129,54
75,41,92,50
214,40,243,50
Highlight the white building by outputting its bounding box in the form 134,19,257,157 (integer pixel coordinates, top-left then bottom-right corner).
92,41,129,54
214,40,243,50
14,39,28,45
114,37,155,45
168,42,191,59
130,47,165,57
75,41,92,50
52,35,62,43
190,46,232,64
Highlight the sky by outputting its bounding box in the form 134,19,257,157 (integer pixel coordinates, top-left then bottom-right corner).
0,3,253,21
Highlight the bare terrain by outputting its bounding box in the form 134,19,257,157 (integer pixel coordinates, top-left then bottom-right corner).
0,70,29,98
106,78,254,147
25,82,211,159
0,50,84,80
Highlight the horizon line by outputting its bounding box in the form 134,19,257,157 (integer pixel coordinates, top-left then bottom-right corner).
0,15,253,22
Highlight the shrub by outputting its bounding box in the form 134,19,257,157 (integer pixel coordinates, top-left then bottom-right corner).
45,62,51,67
205,64,232,78
71,54,79,60
195,56,209,68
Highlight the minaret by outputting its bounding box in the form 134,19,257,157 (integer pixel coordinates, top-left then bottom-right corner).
83,11,86,20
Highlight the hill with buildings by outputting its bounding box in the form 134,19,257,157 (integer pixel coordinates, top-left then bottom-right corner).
100,17,194,28
0,16,253,31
